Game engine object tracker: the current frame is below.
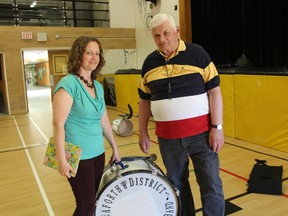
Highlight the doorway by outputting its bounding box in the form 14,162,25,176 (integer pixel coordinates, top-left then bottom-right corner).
23,50,52,113
23,49,70,114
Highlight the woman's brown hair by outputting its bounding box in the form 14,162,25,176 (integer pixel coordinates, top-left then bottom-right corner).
67,36,105,80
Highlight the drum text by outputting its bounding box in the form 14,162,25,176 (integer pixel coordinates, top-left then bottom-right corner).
96,175,177,216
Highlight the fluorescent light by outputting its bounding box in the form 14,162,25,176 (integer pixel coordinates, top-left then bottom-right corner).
30,1,37,8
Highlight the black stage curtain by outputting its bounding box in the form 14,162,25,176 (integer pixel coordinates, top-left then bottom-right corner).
191,0,288,68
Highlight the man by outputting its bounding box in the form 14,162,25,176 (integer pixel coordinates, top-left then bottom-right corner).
138,13,225,216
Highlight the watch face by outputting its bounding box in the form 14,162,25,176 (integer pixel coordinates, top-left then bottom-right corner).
217,125,223,130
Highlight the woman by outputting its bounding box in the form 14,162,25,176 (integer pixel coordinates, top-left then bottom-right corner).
52,36,121,215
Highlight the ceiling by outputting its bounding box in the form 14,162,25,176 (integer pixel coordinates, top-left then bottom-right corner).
0,0,109,27
0,0,72,26
0,0,59,4
23,50,48,65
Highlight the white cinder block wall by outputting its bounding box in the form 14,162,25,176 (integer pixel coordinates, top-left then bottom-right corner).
109,0,180,69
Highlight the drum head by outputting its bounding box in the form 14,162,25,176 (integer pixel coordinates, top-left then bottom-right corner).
112,118,133,136
96,172,178,216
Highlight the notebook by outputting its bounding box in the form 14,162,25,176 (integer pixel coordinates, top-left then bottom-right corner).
43,137,82,177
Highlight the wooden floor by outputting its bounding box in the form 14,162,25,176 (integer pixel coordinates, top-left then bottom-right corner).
0,85,287,216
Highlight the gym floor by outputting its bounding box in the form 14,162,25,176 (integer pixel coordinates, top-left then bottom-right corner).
0,85,287,216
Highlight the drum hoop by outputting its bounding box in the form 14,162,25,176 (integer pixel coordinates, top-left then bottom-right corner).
97,169,178,201
121,158,165,172
103,158,164,173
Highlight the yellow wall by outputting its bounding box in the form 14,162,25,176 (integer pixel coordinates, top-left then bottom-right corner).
220,74,235,138
232,75,288,152
114,74,141,114
0,26,135,114
221,74,288,153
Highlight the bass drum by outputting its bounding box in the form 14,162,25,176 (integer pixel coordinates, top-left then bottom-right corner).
96,158,179,216
111,118,133,137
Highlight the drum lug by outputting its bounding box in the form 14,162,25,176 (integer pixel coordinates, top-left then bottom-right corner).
152,169,158,175
117,174,123,179
175,188,180,197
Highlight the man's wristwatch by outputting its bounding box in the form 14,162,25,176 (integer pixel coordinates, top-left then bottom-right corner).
211,124,223,130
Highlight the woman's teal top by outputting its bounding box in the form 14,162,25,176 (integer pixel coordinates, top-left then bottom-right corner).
54,74,105,160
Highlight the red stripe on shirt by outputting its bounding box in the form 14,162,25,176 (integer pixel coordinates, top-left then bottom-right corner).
155,114,210,139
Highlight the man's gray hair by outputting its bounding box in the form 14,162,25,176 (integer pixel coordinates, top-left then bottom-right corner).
149,13,177,31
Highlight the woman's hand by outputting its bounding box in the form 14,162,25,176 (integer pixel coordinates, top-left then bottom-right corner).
109,150,121,165
58,160,75,178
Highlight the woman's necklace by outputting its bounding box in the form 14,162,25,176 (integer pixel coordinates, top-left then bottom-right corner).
76,74,94,89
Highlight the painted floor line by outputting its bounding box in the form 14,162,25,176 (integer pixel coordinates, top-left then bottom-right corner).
28,114,50,144
0,143,45,153
13,116,54,216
